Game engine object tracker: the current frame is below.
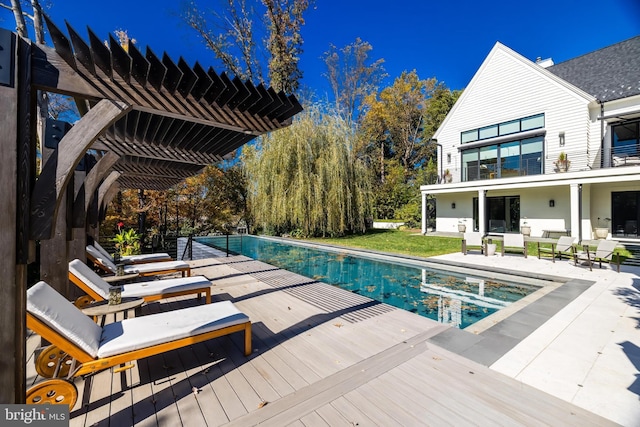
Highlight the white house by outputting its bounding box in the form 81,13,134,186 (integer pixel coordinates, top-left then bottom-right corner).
421,36,640,242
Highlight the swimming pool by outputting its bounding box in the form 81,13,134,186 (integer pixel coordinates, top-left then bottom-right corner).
196,235,540,329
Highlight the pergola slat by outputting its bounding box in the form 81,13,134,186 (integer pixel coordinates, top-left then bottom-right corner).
177,57,197,98
161,52,182,94
87,27,112,77
43,16,76,70
109,34,132,84
145,46,167,91
128,42,150,86
66,23,95,76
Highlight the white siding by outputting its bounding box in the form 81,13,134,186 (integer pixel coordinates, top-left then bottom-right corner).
437,45,593,182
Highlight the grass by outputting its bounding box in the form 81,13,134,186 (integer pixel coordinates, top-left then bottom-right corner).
305,229,460,258
303,229,633,262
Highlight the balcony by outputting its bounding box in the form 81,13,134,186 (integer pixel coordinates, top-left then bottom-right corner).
438,146,640,185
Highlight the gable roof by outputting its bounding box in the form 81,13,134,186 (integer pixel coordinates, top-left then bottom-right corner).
433,42,593,140
547,35,640,102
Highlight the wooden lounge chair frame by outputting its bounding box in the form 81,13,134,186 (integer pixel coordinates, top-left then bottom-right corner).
87,248,191,277
26,282,251,408
69,262,211,305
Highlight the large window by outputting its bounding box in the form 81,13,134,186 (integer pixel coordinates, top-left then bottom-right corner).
462,136,543,181
461,113,544,144
612,121,639,159
472,196,520,233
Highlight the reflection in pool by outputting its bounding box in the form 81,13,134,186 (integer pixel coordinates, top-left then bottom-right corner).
196,235,539,329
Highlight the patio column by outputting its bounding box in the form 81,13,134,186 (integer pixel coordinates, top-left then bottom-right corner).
421,191,427,234
570,183,581,241
478,189,486,234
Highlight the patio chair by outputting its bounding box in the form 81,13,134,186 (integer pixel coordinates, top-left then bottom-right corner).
574,239,621,272
461,232,484,255
68,259,212,306
25,281,251,409
86,245,191,277
92,241,172,264
502,233,527,257
537,236,576,262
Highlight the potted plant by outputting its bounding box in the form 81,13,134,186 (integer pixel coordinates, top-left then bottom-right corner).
443,169,452,183
520,218,531,236
458,219,467,233
554,152,571,172
594,217,610,239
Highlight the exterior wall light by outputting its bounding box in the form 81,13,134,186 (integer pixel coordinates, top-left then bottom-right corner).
549,199,555,207
451,202,456,209
559,132,565,146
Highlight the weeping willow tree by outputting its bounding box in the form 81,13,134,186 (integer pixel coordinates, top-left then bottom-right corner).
243,106,373,237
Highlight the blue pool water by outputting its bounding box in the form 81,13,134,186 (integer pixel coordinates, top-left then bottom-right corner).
196,235,540,328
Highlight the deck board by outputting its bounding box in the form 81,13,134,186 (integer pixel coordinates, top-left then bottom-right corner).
23,256,618,426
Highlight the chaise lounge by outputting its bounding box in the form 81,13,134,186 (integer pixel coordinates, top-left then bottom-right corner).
86,245,191,277
69,259,212,305
25,281,251,409
91,241,172,264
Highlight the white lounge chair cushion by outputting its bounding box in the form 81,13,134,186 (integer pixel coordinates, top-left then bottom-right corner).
69,259,209,300
122,260,189,274
87,244,118,273
98,301,249,358
92,242,171,263
27,281,102,358
122,253,171,263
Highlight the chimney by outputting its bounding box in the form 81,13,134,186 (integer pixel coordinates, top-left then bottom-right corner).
535,57,554,68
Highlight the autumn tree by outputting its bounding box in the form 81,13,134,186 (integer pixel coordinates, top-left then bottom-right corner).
242,106,373,237
322,38,386,128
361,70,434,181
181,0,310,92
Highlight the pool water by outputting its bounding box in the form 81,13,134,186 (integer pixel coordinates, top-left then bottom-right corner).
196,235,540,329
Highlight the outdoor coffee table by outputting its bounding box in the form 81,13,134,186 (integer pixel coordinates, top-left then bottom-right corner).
81,297,145,325
103,273,140,284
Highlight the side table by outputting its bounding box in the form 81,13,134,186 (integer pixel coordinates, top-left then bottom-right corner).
81,297,145,325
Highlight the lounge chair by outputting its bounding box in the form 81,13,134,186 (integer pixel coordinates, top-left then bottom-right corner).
462,232,484,255
574,239,621,272
92,241,172,264
502,233,527,257
25,281,251,408
537,236,576,262
86,245,191,277
68,259,212,306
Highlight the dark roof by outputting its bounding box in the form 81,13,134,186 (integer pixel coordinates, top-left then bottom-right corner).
547,35,640,102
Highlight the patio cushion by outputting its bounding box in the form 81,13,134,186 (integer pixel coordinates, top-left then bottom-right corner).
86,244,118,273
98,301,249,358
69,259,210,299
122,260,189,275
27,281,102,358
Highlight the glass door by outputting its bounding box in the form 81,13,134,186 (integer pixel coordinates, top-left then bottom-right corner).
612,191,639,237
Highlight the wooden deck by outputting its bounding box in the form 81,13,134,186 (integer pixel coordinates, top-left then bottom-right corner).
27,256,616,426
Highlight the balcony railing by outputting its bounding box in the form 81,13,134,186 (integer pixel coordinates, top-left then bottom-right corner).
437,146,640,184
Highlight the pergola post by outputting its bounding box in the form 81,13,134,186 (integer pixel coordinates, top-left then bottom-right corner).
0,30,32,404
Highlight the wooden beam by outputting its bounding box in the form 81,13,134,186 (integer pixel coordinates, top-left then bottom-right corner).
98,171,121,212
73,151,120,228
30,99,130,239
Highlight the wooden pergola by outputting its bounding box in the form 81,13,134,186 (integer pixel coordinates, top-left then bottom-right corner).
0,17,301,403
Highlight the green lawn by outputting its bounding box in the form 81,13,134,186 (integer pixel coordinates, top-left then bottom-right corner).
305,229,460,258
304,229,633,262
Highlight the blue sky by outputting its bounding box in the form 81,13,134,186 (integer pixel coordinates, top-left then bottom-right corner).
2,0,639,95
